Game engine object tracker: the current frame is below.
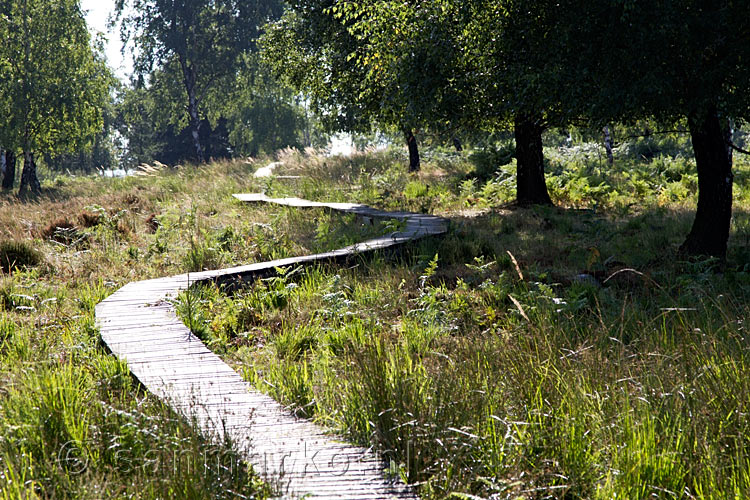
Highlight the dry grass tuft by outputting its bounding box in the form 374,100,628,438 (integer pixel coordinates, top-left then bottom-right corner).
41,218,81,243
78,211,102,228
145,213,160,233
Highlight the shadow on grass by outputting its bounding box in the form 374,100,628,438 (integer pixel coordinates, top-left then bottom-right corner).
420,204,750,274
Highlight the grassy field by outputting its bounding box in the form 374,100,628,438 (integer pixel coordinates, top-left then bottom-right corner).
0,161,280,499
2,145,750,498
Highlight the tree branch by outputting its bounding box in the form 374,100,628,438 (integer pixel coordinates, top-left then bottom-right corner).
728,141,750,155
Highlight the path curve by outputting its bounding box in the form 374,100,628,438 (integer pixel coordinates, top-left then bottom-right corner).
96,194,447,499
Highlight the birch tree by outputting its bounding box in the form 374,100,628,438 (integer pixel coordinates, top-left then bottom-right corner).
115,0,282,164
0,0,109,194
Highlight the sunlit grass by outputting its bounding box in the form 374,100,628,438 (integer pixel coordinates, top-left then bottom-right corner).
176,147,750,499
1,145,749,498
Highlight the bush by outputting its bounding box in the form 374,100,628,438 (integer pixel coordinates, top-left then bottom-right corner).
0,240,42,273
468,142,515,182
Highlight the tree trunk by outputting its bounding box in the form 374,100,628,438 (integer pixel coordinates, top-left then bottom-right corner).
18,151,40,195
602,126,614,166
679,107,733,259
187,90,204,164
2,151,16,189
514,115,552,206
405,129,420,172
179,57,205,164
725,119,733,166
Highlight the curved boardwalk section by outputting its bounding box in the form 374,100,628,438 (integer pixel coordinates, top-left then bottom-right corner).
96,194,447,499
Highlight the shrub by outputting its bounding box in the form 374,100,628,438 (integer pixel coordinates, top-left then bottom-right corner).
0,240,42,273
468,142,515,182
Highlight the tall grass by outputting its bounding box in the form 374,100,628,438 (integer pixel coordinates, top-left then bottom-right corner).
174,147,750,499
1,145,749,498
0,160,283,498
189,253,750,498
0,283,269,498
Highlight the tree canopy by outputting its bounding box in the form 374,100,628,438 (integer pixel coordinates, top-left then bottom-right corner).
261,0,470,170
538,0,750,257
1,0,746,257
263,0,750,257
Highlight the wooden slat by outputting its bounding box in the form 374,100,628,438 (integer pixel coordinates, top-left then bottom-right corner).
95,195,448,499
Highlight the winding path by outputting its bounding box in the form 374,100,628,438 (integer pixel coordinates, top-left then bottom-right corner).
95,193,447,499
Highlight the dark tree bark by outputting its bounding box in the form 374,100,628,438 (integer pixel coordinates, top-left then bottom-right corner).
18,151,41,195
514,115,552,206
405,129,420,172
680,107,733,259
179,56,205,164
602,126,614,166
2,151,16,189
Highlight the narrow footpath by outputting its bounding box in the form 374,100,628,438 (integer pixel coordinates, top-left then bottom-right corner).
96,193,447,499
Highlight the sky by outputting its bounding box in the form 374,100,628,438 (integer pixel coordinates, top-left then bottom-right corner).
81,0,133,80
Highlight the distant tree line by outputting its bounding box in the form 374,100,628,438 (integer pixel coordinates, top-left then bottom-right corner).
112,0,326,168
0,0,323,186
114,53,324,169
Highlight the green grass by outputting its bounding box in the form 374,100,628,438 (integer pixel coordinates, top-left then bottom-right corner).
0,161,282,499
176,148,750,499
0,272,271,499
2,145,750,498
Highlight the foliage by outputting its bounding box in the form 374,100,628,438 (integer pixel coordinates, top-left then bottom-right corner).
44,83,120,173
260,3,375,135
468,142,515,182
115,54,318,166
260,0,469,152
222,55,325,156
0,240,41,273
113,79,165,167
169,150,750,499
0,161,289,496
0,132,748,496
551,1,750,126
115,74,234,167
114,0,283,163
336,0,469,133
0,0,112,188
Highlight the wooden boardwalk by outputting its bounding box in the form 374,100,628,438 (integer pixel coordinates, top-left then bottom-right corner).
96,194,447,499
